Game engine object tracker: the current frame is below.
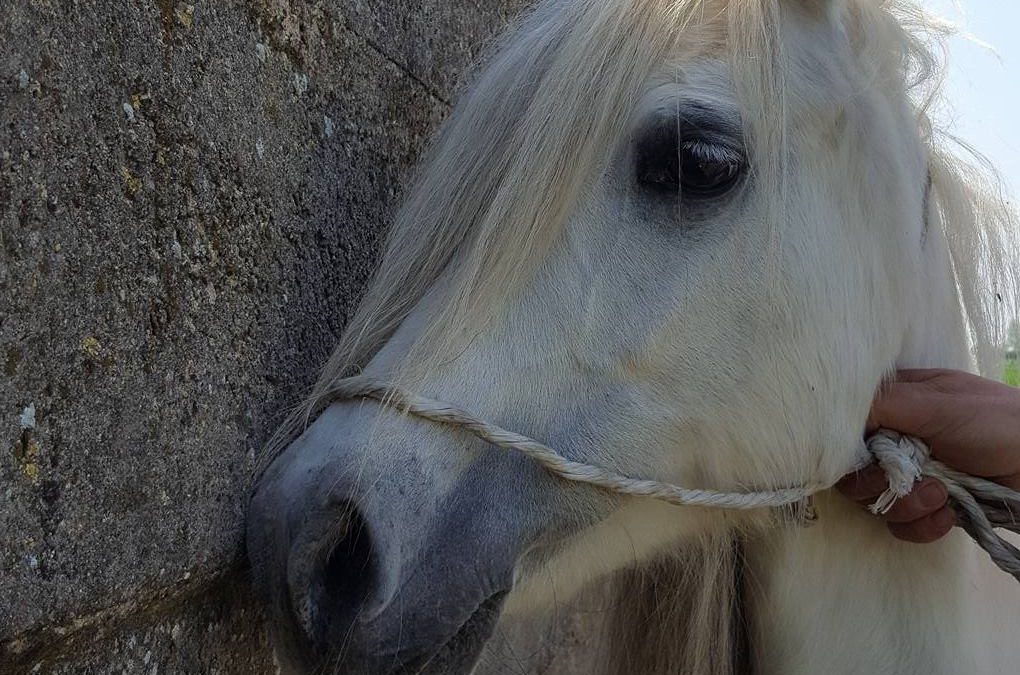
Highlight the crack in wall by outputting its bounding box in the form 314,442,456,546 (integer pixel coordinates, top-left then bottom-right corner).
346,25,453,108
245,1,453,109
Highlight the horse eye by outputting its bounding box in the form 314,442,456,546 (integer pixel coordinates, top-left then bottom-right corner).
635,124,745,199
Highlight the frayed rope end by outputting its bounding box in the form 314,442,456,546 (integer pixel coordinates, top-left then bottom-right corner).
867,431,929,515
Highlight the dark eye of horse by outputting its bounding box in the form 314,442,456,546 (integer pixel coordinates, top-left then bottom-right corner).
635,124,745,199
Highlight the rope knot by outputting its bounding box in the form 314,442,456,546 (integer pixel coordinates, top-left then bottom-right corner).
867,431,929,515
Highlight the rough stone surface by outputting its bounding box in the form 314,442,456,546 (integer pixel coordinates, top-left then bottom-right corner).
0,0,528,671
8,572,277,675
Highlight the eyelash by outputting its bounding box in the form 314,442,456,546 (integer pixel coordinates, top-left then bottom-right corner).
680,139,743,166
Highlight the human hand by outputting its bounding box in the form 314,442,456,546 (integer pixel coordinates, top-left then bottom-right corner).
838,369,1020,543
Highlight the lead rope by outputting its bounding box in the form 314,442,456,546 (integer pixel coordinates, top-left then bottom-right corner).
869,431,1020,581
328,376,1020,582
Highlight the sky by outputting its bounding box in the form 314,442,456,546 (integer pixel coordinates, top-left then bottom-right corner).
923,1,1020,196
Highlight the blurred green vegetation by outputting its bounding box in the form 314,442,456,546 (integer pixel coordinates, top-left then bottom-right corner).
1005,359,1019,387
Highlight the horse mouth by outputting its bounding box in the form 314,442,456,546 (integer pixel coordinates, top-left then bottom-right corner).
394,591,508,675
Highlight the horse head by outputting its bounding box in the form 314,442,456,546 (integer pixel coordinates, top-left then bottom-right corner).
247,1,1015,673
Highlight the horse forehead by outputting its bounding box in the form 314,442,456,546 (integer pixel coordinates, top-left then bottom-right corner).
642,30,863,129
640,60,741,120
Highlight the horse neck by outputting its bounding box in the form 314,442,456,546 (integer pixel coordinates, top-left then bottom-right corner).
745,228,1020,675
745,493,1011,675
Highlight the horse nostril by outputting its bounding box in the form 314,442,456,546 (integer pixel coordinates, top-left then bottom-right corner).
322,505,376,611
287,500,378,650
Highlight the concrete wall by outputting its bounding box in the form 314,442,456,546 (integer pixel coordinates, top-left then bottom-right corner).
0,1,531,671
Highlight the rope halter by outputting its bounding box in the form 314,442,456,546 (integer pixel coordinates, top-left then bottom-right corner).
327,376,1020,583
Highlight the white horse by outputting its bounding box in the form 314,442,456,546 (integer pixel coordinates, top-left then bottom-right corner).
247,0,1020,673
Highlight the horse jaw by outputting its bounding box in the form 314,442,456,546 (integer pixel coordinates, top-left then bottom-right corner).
745,221,1020,675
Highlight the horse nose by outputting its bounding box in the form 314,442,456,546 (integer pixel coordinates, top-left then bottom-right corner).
246,410,400,670
248,403,531,673
285,499,381,652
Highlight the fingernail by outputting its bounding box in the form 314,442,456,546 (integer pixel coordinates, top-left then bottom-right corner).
918,481,947,509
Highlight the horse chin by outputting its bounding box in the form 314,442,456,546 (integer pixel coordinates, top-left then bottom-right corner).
274,592,506,675
263,558,510,675
395,591,507,675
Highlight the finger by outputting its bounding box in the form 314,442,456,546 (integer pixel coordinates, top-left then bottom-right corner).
895,368,1002,394
893,369,961,384
836,464,889,502
867,369,1020,491
871,387,1020,481
881,479,948,523
867,381,957,440
887,506,957,544
869,369,1006,437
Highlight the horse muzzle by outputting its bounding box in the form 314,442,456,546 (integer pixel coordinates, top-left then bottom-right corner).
246,402,545,674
